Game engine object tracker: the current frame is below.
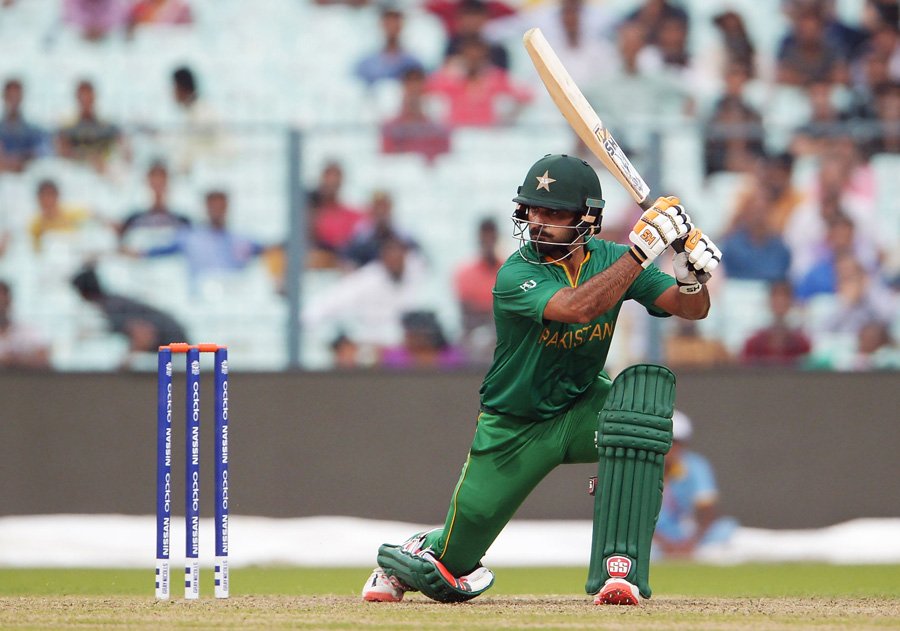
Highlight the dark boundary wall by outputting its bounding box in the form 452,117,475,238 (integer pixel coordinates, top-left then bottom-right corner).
3,369,899,528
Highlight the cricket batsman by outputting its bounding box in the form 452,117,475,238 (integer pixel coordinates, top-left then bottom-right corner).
362,154,721,606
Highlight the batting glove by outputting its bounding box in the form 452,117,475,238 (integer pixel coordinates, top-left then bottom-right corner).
628,196,693,268
674,228,721,291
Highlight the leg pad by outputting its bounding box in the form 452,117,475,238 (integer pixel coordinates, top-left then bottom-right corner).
586,364,675,599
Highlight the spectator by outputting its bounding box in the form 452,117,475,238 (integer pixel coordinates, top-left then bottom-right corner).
483,0,615,69
741,281,812,365
656,13,691,73
132,190,265,286
302,234,431,352
354,4,424,86
426,35,532,127
790,81,852,156
664,320,731,369
380,67,451,163
703,62,766,176
424,0,515,37
56,80,123,172
851,320,900,370
341,190,417,268
380,310,465,369
720,192,792,282
726,153,803,234
453,217,502,364
444,0,509,70
0,280,51,369
118,161,191,246
126,0,192,32
331,332,363,369
62,0,127,41
166,65,226,173
0,78,48,173
543,0,618,88
776,7,849,86
785,145,879,278
307,161,366,267
624,0,688,47
820,254,893,335
786,0,870,63
586,21,688,139
712,10,756,77
863,11,899,81
70,264,189,362
868,81,900,153
794,213,867,299
28,179,94,252
653,410,738,559
850,50,891,119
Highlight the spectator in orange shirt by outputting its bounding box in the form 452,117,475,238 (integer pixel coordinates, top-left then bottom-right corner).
426,35,532,127
726,153,804,235
454,217,503,363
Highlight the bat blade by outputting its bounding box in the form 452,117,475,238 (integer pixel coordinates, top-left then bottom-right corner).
522,27,652,210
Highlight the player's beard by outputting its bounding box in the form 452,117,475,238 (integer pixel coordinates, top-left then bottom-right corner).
530,225,580,260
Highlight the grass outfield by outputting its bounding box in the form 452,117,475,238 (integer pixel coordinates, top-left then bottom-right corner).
2,565,899,629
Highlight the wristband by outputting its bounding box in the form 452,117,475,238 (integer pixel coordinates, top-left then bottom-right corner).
678,281,702,295
628,246,649,268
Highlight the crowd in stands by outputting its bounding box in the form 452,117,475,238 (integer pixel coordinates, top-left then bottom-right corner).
0,0,898,371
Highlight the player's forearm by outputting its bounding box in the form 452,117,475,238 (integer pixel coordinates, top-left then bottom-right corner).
544,253,641,323
674,287,710,320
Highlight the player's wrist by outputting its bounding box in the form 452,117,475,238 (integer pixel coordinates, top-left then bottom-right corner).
628,245,650,268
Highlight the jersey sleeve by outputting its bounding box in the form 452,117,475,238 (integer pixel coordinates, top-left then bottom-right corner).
493,258,564,324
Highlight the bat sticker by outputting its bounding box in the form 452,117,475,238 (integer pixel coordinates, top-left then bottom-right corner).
593,126,650,200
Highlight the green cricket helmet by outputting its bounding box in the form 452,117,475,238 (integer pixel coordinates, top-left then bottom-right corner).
512,154,605,264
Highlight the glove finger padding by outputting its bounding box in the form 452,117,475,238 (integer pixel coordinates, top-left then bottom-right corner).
663,205,693,240
684,229,721,275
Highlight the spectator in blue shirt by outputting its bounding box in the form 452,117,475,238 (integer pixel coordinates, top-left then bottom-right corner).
794,213,860,300
0,79,48,173
354,4,424,86
654,410,738,559
134,190,264,286
720,193,792,281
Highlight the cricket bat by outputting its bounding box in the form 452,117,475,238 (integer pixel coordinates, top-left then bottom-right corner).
522,27,705,277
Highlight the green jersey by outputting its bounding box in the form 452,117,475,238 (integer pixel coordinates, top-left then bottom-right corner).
479,239,675,421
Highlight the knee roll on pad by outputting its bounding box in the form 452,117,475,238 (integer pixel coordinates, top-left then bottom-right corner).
377,542,495,603
586,364,675,600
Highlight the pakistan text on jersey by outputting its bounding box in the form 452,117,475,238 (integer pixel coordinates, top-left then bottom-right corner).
537,321,615,349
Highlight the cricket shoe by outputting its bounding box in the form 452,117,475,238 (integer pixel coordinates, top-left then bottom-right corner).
593,578,641,606
361,567,407,602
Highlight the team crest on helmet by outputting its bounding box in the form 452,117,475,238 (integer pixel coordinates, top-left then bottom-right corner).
535,170,556,191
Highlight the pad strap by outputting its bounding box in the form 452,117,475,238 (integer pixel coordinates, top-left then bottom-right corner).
377,542,494,603
586,364,675,599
